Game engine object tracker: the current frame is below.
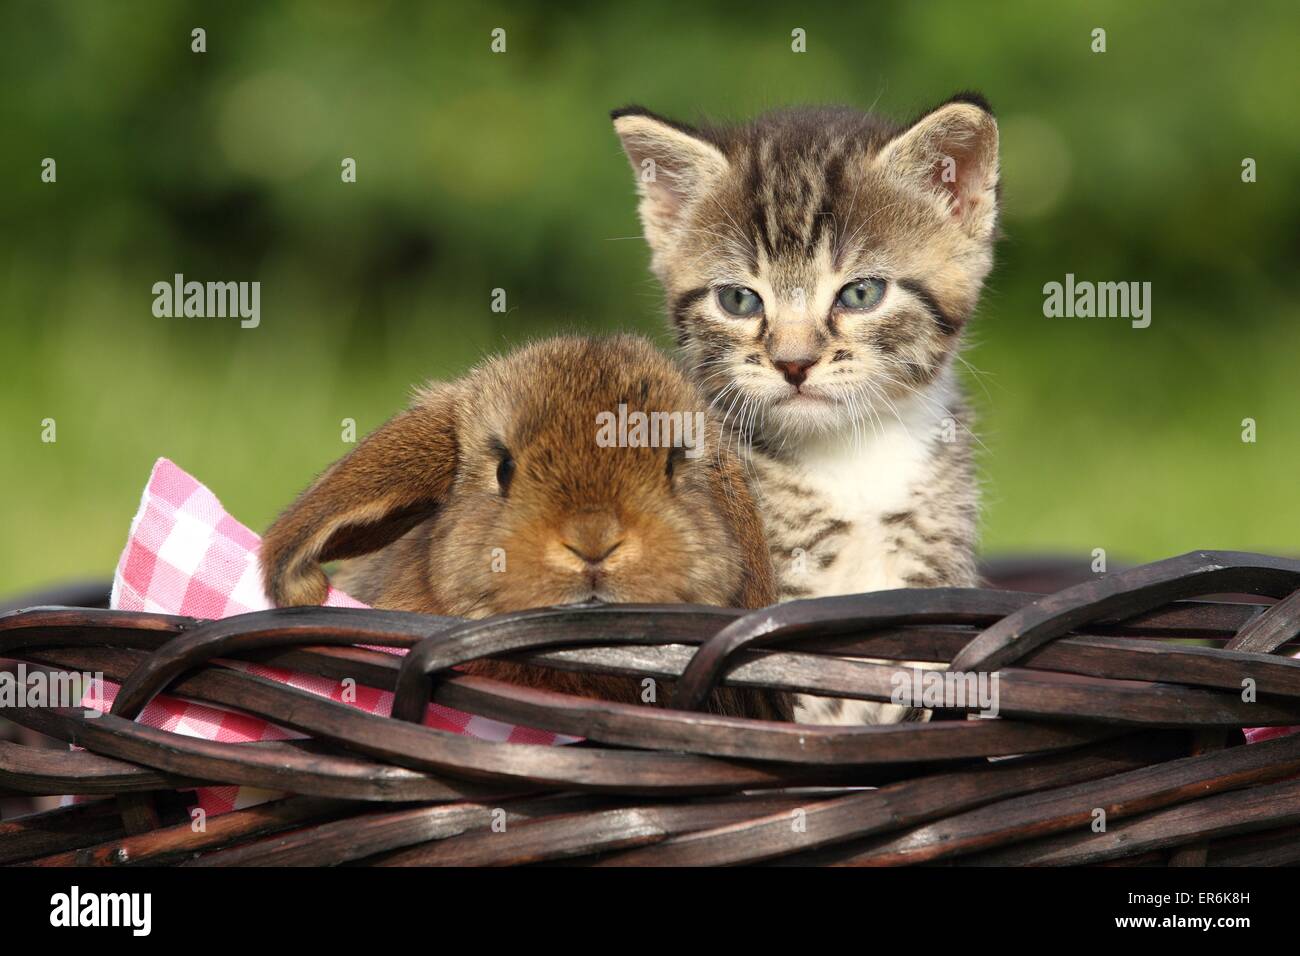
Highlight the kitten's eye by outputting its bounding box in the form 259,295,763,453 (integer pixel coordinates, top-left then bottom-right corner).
495,450,516,497
717,286,764,317
836,278,887,311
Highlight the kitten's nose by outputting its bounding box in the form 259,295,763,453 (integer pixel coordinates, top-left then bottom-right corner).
774,358,816,387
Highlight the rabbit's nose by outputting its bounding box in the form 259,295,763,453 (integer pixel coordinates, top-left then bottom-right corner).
560,514,625,566
563,540,622,565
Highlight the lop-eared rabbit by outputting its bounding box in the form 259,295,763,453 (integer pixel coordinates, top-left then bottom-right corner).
260,335,791,720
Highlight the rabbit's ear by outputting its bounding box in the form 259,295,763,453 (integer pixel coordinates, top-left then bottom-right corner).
260,385,461,607
708,449,780,609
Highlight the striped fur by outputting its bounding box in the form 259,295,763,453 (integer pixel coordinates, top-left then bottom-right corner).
614,95,1000,725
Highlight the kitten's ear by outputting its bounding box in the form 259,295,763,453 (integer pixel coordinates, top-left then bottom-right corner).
611,106,730,252
876,92,1000,240
259,384,462,607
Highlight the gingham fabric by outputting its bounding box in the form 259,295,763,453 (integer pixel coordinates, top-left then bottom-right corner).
84,458,575,816
1244,725,1296,744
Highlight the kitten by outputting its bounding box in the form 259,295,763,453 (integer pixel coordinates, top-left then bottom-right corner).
612,94,999,724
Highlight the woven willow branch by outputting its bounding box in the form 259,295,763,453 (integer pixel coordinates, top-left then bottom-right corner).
2,550,1299,866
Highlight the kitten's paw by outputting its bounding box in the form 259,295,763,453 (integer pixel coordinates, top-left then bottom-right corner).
792,694,930,726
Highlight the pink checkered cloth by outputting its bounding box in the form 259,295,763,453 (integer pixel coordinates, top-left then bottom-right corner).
86,457,575,816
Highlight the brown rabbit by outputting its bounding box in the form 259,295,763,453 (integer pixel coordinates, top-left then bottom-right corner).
260,334,790,721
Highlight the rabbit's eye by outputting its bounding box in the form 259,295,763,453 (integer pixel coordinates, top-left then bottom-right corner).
495,448,516,497
665,445,687,483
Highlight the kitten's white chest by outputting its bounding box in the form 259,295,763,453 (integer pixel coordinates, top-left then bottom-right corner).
755,394,945,598
804,425,931,594
747,385,972,726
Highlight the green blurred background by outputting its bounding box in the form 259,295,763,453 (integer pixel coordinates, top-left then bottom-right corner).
1,0,1297,596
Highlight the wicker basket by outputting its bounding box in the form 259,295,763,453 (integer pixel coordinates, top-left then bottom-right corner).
3,550,1300,866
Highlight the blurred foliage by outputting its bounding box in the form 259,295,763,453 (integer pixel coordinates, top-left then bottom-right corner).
1,0,1298,594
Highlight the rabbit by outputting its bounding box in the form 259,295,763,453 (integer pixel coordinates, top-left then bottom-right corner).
260,334,791,721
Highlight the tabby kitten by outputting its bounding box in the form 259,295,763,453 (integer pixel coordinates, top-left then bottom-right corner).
612,94,999,724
